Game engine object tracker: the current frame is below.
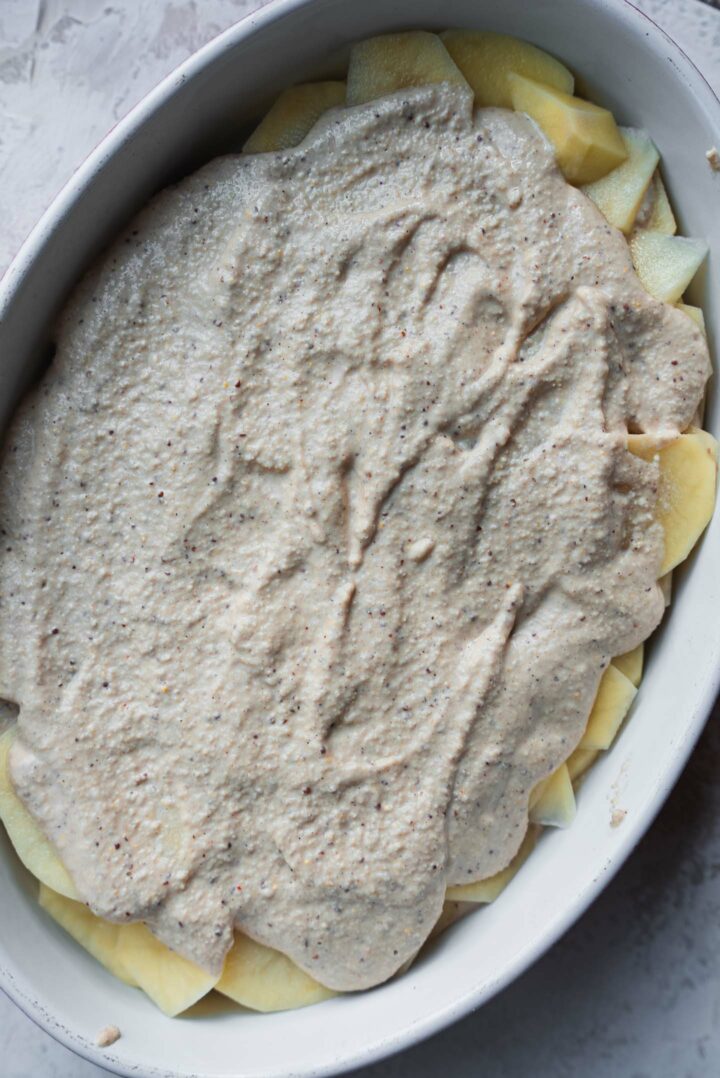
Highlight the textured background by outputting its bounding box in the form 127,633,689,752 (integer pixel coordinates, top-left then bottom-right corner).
0,1,719,1076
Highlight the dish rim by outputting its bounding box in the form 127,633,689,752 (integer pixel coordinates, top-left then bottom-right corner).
0,1,719,1076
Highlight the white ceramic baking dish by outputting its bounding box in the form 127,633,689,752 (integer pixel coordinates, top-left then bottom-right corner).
0,1,718,1075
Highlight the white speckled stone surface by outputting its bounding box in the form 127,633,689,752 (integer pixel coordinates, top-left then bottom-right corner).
0,2,719,1075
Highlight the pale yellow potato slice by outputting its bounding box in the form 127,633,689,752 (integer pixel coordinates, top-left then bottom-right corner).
429,898,471,936
677,303,706,334
579,665,636,751
180,993,239,1018
508,73,627,184
446,825,539,901
42,883,218,1013
612,643,644,687
645,173,677,234
216,932,335,1012
629,232,708,303
659,570,673,606
38,884,138,987
244,81,346,153
120,922,218,1016
440,29,573,108
346,31,469,107
582,128,658,233
566,748,599,783
396,899,473,975
628,429,718,574
0,729,78,900
529,764,576,827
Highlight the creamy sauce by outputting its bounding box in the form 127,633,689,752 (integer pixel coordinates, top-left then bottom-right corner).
0,85,709,991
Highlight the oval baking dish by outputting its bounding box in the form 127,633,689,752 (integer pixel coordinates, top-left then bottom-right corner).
0,1,718,1076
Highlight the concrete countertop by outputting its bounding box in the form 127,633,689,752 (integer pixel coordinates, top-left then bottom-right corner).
0,2,718,1075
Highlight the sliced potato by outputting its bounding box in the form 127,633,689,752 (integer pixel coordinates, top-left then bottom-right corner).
42,881,218,1014
0,729,78,900
628,429,718,573
217,932,335,1012
529,764,576,827
244,81,346,154
346,31,469,107
120,922,218,1016
508,73,627,184
429,898,470,937
612,643,644,687
644,173,677,235
440,29,573,108
38,884,137,987
582,128,658,233
579,665,636,751
630,232,708,303
566,747,599,783
677,303,706,334
446,825,539,901
659,570,673,606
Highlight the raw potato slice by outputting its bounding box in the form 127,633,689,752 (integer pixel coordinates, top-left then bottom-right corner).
346,31,469,107
677,303,706,334
628,429,718,573
629,232,708,303
446,825,539,901
579,665,636,751
243,81,346,153
659,570,673,606
508,73,627,184
38,884,137,987
429,899,471,937
440,29,573,108
645,173,677,235
0,729,78,900
217,932,335,1012
529,765,576,827
566,748,599,783
120,922,218,1016
612,643,644,687
397,899,473,976
582,128,659,233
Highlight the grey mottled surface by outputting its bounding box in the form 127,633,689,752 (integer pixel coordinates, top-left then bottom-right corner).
0,2,719,1076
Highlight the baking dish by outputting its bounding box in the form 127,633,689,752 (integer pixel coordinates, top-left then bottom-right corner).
0,1,718,1074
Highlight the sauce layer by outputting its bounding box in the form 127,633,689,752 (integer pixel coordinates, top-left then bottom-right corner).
0,85,709,990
